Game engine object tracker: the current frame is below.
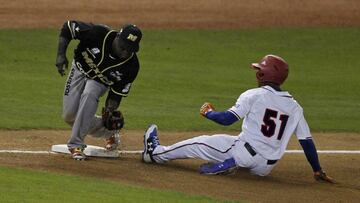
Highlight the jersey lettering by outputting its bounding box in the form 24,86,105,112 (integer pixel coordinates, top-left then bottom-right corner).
261,108,289,140
122,83,131,93
81,51,114,85
75,62,86,74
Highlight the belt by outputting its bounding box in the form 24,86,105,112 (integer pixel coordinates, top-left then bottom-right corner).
244,142,278,165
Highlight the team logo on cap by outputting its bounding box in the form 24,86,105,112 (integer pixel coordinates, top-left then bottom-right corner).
127,34,138,42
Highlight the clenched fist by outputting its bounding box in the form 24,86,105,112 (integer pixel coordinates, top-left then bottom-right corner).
200,102,215,116
55,54,69,76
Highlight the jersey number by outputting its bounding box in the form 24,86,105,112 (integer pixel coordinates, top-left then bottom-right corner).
261,108,289,140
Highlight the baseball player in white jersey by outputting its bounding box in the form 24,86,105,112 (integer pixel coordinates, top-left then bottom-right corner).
142,54,335,183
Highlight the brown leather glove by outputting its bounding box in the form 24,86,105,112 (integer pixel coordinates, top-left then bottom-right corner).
102,107,124,130
200,102,215,116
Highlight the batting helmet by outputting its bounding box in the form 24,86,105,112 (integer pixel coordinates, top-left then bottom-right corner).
251,54,289,85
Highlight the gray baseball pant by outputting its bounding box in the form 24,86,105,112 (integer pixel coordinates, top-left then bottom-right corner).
63,61,114,149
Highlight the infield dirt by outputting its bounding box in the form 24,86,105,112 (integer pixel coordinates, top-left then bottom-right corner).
0,130,359,202
0,0,359,202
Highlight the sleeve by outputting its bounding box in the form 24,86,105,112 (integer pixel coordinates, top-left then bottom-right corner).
110,57,140,98
299,139,321,172
106,82,131,107
59,20,93,40
110,83,133,97
295,111,312,140
228,91,253,120
295,109,321,172
205,110,239,126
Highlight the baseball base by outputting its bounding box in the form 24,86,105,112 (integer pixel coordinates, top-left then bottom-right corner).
51,144,119,158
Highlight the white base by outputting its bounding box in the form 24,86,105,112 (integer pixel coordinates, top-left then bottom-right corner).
51,144,119,158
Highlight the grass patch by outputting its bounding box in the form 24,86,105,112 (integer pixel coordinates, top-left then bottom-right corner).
0,28,359,131
0,166,236,203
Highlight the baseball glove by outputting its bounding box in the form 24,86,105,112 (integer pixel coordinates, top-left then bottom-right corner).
200,102,215,116
102,107,124,130
314,170,336,184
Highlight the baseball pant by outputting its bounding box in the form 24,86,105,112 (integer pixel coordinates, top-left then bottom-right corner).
63,61,113,149
151,134,277,176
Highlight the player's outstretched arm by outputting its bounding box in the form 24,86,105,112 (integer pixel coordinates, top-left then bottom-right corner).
299,139,336,183
200,102,239,126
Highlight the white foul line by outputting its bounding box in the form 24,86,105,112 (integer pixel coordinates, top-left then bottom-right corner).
0,150,55,154
0,149,143,155
285,150,360,154
0,149,359,155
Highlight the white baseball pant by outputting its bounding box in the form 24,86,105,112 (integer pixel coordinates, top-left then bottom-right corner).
151,134,277,176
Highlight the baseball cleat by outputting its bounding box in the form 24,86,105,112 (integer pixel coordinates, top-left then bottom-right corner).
142,124,160,163
199,158,237,175
105,131,120,151
69,147,86,161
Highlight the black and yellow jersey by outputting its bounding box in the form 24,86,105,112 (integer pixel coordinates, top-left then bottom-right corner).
60,20,139,98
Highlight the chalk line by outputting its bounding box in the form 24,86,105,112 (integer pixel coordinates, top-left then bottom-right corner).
0,149,142,155
286,150,360,154
0,149,359,155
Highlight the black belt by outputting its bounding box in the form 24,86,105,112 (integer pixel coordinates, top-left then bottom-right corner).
244,142,278,165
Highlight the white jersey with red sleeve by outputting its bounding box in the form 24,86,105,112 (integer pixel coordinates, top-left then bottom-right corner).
228,85,312,160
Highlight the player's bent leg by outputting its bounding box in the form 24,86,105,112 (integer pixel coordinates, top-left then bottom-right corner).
151,134,238,163
62,64,86,126
87,115,113,138
67,80,107,150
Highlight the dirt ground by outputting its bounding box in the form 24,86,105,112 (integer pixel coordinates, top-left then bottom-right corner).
0,130,359,202
1,0,360,29
1,0,360,202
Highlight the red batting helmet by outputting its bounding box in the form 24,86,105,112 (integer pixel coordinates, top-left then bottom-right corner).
251,54,289,85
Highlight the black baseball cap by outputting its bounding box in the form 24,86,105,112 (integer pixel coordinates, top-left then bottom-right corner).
117,24,142,52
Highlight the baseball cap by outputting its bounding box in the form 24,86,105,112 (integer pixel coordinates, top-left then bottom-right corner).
117,24,142,52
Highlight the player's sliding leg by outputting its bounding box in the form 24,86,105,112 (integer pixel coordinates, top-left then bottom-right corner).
142,124,237,163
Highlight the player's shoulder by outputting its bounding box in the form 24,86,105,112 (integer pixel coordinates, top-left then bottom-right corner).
235,87,264,104
128,54,140,71
240,86,298,102
240,86,267,97
92,24,111,35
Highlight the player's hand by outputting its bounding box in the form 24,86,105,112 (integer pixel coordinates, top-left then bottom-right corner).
200,102,215,116
55,54,69,76
314,170,336,184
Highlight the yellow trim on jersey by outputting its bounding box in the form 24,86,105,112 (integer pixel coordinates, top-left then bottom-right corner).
97,30,134,70
97,30,114,66
110,88,128,97
67,21,75,39
101,53,134,73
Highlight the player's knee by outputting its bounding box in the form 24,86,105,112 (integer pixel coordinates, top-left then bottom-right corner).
81,90,99,101
62,107,76,125
62,112,75,126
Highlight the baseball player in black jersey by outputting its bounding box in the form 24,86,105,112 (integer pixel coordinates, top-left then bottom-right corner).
55,20,142,160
